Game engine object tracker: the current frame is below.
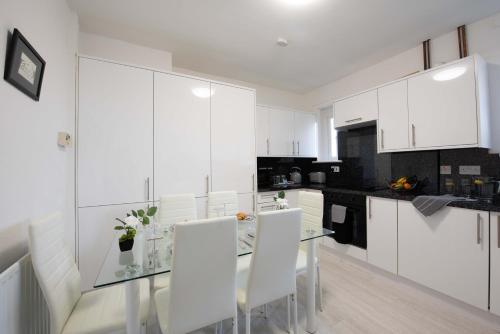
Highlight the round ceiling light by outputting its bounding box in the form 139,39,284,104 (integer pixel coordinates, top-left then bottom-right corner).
276,38,289,47
278,0,317,6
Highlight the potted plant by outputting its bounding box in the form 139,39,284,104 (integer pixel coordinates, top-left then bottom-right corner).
114,218,137,252
274,191,288,210
127,206,158,227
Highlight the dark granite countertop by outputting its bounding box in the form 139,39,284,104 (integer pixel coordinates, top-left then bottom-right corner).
258,185,500,212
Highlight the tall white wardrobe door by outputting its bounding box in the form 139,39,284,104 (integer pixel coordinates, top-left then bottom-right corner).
78,58,154,207
210,83,256,193
154,73,211,198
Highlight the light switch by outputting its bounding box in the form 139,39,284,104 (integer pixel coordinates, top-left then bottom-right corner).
58,132,72,148
440,165,452,175
459,165,481,175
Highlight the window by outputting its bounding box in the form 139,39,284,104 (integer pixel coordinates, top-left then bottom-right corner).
318,105,338,161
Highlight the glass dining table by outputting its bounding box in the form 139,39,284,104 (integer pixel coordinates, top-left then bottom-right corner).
95,218,334,334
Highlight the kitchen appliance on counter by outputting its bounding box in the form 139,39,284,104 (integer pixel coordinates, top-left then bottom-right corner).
323,190,367,249
309,172,326,184
289,167,302,184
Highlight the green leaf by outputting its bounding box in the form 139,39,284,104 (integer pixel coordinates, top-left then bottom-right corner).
131,210,138,218
147,206,157,217
114,226,124,230
126,213,131,217
142,216,150,225
137,209,145,217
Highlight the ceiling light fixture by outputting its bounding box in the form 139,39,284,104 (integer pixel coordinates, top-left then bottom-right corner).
276,38,289,47
279,0,316,7
191,87,213,98
432,66,467,81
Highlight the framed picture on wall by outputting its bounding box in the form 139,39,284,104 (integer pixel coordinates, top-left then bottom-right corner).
4,28,46,101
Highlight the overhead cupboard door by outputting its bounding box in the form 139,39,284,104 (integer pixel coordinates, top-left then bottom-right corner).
78,58,154,207
268,107,294,156
154,73,211,198
210,83,256,194
407,57,478,149
334,89,378,128
294,112,317,157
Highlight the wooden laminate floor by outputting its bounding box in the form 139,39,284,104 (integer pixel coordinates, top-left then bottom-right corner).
153,246,500,333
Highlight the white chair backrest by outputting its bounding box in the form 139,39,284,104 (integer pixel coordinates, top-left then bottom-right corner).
159,193,197,225
28,213,81,334
167,217,238,333
298,191,324,227
208,191,238,218
245,208,302,310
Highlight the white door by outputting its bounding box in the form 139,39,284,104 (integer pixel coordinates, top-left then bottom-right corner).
408,57,478,149
78,203,149,291
377,81,410,152
256,105,270,156
78,58,153,207
210,83,256,193
367,197,398,274
294,112,317,157
268,108,294,156
154,73,211,198
491,212,500,316
334,90,378,128
398,201,489,310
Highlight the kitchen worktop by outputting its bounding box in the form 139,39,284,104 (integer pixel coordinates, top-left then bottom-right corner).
258,185,500,212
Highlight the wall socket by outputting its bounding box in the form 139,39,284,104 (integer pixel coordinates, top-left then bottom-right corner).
440,165,452,175
331,166,340,173
459,165,481,175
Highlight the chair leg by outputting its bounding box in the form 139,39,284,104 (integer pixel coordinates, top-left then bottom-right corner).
292,293,299,334
215,322,219,334
264,304,268,319
287,295,291,333
246,311,251,334
233,316,238,334
317,264,324,312
219,321,224,334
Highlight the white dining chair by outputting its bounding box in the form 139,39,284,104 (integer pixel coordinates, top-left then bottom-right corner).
28,212,150,334
208,191,239,218
154,216,238,334
155,193,198,290
296,190,324,311
237,208,302,334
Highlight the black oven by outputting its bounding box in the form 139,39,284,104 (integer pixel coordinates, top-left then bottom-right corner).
323,190,367,249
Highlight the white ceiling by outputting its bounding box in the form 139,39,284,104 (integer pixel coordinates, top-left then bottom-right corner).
68,0,500,93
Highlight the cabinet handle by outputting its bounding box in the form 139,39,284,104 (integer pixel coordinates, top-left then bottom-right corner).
253,195,256,213
368,197,372,219
345,117,362,123
292,141,295,155
380,129,384,149
206,175,210,194
146,177,150,201
477,214,481,245
298,141,300,156
252,174,255,192
411,124,416,147
497,216,500,249
266,138,270,155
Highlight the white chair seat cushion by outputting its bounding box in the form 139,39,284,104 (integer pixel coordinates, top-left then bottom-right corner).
154,286,171,334
62,279,150,334
154,273,171,290
296,249,318,274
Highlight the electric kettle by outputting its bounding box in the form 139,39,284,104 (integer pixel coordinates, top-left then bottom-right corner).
290,167,302,184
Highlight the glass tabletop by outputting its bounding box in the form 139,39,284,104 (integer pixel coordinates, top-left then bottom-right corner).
94,219,334,288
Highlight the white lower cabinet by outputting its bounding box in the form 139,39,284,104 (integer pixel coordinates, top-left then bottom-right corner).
398,201,489,310
366,197,398,274
491,212,500,316
196,197,208,219
78,203,149,291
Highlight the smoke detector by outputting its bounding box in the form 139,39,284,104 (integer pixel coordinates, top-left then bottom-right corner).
276,38,289,47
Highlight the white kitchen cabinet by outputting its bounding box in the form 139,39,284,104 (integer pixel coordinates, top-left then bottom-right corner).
256,105,270,156
294,112,317,157
78,57,154,207
377,81,410,152
268,107,294,156
210,83,256,193
154,73,211,198
78,203,149,291
407,55,490,150
491,212,500,316
238,193,256,215
398,201,489,310
366,197,398,274
334,89,378,129
196,197,208,219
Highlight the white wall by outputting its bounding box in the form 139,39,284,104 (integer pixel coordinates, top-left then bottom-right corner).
306,12,500,152
79,32,172,72
0,0,79,271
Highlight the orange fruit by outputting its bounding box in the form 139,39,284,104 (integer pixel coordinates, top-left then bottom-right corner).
403,182,412,190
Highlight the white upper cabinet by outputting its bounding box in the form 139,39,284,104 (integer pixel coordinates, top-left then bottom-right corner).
366,197,398,274
294,112,317,157
407,55,490,150
78,58,154,207
154,73,211,198
491,212,500,316
334,89,378,129
398,201,489,310
210,83,256,193
268,107,294,156
256,105,270,156
377,81,409,152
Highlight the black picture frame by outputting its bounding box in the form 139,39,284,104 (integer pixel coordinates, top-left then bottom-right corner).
4,29,46,101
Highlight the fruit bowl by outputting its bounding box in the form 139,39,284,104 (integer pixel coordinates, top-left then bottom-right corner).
388,176,418,192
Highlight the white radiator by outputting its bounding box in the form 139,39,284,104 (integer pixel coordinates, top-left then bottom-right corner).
0,255,50,334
